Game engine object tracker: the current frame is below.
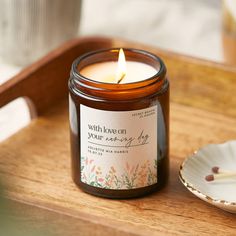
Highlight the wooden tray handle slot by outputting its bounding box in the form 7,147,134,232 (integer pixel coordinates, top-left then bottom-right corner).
0,37,112,117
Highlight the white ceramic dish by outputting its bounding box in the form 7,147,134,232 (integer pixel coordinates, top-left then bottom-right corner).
179,140,236,213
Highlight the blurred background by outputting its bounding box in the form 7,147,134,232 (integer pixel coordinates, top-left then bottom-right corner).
1,0,236,140
0,0,225,83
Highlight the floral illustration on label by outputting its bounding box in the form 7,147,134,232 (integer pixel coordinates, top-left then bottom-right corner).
81,156,157,189
80,105,158,190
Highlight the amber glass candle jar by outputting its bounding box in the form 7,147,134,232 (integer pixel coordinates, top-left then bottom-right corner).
68,48,169,198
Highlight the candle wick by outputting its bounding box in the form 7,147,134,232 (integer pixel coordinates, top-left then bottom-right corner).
117,73,126,84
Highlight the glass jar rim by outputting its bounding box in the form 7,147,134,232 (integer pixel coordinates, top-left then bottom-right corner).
70,48,166,89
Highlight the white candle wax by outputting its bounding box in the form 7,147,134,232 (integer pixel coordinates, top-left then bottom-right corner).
80,61,158,84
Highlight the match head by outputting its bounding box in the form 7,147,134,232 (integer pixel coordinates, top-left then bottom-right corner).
205,174,214,182
212,166,219,174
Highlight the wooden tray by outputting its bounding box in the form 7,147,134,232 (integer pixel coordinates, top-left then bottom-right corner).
0,37,236,235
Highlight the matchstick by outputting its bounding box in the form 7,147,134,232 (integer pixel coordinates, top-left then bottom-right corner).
205,173,236,182
211,166,234,174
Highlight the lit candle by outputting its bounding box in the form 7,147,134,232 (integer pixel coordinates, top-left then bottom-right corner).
69,48,169,199
80,49,157,84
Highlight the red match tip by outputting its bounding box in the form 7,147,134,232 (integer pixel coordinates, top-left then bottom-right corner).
205,174,214,182
212,166,219,174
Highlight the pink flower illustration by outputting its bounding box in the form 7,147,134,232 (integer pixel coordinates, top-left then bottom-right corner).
126,162,130,171
98,178,104,182
81,156,157,189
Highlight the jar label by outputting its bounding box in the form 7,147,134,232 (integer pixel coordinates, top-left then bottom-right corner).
80,104,158,189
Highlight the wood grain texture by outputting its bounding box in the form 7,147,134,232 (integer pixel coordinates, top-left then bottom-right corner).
0,101,236,235
0,37,236,235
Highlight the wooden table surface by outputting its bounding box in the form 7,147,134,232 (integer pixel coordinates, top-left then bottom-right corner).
0,37,236,235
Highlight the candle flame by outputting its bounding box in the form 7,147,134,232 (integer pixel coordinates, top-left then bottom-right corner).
116,48,127,83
